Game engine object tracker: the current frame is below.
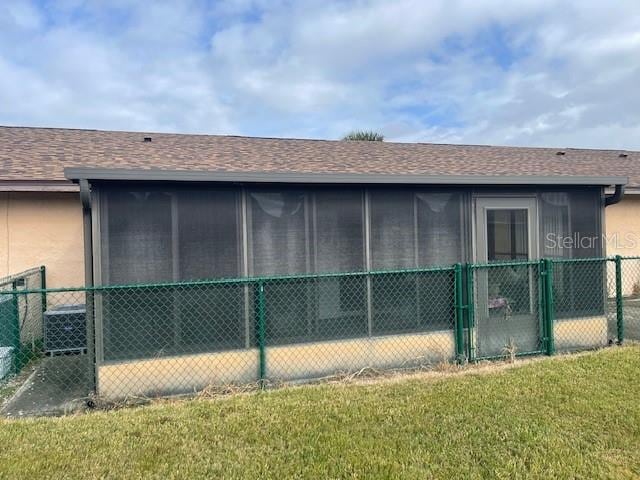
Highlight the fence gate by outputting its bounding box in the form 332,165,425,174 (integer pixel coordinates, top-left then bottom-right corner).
471,262,545,359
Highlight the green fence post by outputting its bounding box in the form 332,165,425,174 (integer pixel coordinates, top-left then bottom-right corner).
39,265,47,314
537,259,546,353
454,263,465,363
543,258,555,356
615,255,624,344
465,264,476,362
257,281,266,388
10,281,20,374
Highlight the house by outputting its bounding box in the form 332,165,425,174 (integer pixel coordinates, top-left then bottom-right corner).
0,126,637,397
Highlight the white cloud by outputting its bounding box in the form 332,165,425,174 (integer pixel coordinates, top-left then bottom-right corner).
0,0,639,149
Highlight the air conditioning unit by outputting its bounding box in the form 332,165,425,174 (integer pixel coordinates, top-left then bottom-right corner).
0,347,14,380
44,304,86,354
0,294,16,379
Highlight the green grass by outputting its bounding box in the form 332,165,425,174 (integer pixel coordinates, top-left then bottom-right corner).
1,347,640,479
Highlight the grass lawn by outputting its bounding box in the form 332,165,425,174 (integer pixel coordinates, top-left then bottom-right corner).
1,346,639,479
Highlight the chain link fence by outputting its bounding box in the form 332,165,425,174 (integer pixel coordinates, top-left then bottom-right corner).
469,261,545,360
1,258,638,413
619,257,640,341
551,258,614,352
0,267,45,380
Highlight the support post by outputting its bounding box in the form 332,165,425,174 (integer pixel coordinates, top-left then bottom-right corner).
10,280,20,373
454,264,465,363
465,264,476,362
543,258,555,356
257,281,266,387
615,255,624,344
39,265,47,314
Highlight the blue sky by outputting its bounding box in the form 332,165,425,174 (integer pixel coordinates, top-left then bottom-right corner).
1,0,640,149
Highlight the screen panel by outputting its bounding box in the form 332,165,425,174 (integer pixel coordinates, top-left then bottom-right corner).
539,188,601,259
539,188,604,318
99,183,245,361
314,189,365,273
249,189,310,276
416,191,464,266
102,188,174,285
313,188,368,341
369,189,415,270
177,189,241,280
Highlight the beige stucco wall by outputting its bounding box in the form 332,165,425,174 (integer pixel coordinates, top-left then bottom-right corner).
0,192,84,288
605,195,640,257
605,196,640,296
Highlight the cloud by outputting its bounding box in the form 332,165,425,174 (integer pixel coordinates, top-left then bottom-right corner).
0,0,639,149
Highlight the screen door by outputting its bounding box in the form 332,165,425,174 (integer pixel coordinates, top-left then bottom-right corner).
474,198,543,358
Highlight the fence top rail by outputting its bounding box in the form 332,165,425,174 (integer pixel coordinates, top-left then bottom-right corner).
470,259,541,269
0,265,43,289
3,264,457,295
470,256,613,269
619,256,640,261
549,256,612,265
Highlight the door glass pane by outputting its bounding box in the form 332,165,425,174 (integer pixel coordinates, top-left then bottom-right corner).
486,208,531,316
486,209,528,262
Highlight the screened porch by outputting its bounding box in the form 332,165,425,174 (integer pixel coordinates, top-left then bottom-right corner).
91,183,603,365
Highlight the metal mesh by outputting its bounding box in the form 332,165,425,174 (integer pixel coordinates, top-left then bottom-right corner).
101,283,247,361
0,267,44,380
263,269,456,382
1,267,456,407
471,262,543,359
619,257,640,341
552,259,612,352
14,290,92,404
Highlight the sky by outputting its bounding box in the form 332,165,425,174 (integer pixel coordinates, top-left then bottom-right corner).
1,0,640,149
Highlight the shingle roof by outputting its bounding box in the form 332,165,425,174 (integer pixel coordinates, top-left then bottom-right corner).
1,125,638,187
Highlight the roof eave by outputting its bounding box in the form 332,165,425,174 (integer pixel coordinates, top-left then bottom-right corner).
64,167,628,187
0,180,79,192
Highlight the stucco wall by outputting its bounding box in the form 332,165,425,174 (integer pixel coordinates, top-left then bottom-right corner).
0,192,83,288
605,195,640,296
605,195,640,257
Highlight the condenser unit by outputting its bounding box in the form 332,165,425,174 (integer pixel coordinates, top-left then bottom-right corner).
0,346,14,380
43,304,86,354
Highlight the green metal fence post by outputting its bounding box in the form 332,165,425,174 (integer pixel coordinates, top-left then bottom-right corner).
10,280,20,374
543,258,555,356
465,264,476,362
257,281,266,387
537,259,546,353
39,265,47,314
454,263,465,363
615,255,624,344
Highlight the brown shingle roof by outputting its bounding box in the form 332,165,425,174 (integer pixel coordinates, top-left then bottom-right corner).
1,125,638,187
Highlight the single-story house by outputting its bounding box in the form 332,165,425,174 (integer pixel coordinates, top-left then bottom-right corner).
0,126,637,396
